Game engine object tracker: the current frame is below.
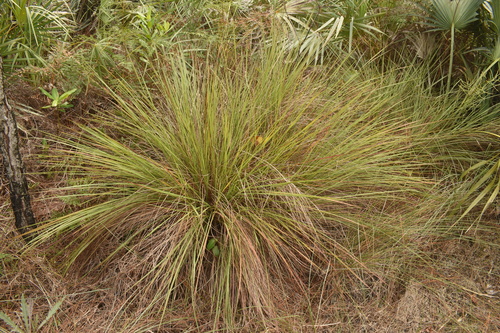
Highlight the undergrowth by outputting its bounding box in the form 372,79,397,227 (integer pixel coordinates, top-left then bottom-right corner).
13,39,498,331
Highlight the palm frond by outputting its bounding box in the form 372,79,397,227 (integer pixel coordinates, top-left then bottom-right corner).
425,0,483,30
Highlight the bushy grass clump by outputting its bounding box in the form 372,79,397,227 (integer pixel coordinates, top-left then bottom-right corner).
28,43,500,330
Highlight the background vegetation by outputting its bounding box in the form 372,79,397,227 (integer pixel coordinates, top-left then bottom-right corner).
1,0,499,332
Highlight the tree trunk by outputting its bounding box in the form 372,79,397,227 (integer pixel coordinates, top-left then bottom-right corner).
0,57,36,241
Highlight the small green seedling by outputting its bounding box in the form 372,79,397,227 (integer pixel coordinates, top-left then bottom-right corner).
206,238,220,257
0,294,66,333
39,87,77,110
41,138,49,150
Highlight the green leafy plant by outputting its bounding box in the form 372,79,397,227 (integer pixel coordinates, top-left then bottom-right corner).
478,0,500,67
41,138,50,150
340,0,383,53
0,0,74,72
206,238,220,257
271,0,382,63
0,294,65,333
129,4,174,58
39,87,77,110
420,0,484,93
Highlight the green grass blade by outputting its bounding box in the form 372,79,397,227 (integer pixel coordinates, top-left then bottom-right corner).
0,312,23,333
37,297,65,330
